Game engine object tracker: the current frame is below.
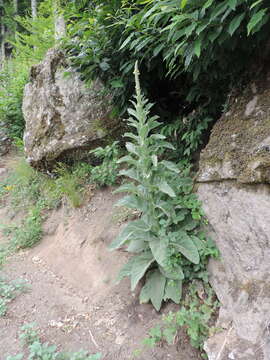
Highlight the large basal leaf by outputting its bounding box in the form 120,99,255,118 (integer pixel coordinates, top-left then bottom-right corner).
130,218,151,232
173,231,200,264
127,239,148,253
159,264,184,280
149,239,168,267
109,223,135,250
115,256,137,283
131,251,155,291
109,218,152,251
139,269,166,311
163,279,182,304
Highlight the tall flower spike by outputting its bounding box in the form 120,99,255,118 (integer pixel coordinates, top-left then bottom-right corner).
133,61,141,100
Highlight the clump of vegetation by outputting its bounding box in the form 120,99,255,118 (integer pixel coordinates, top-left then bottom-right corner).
2,206,43,252
6,323,102,360
65,0,270,161
109,64,218,311
0,0,55,139
140,282,219,358
0,156,95,265
19,323,40,345
0,276,28,317
89,141,120,187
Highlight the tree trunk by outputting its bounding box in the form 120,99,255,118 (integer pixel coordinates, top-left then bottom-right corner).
31,0,37,19
0,0,5,67
13,0,18,14
54,1,66,41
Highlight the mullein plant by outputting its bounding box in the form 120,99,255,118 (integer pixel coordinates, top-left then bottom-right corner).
109,62,212,311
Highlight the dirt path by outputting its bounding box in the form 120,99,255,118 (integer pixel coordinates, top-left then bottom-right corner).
0,159,201,360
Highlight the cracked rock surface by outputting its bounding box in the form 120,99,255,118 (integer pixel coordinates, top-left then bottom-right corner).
198,72,270,359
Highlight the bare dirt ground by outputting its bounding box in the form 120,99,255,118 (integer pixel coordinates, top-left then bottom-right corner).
0,156,202,360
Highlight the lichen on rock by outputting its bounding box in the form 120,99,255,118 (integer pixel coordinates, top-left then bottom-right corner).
197,75,270,184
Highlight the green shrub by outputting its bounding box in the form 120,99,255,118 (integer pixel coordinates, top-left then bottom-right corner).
143,282,219,356
0,157,94,265
89,141,120,187
109,64,218,311
54,164,84,208
65,0,270,161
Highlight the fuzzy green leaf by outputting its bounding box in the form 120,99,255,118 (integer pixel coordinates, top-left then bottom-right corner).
159,264,184,280
119,169,140,181
126,142,139,156
115,256,137,283
161,160,180,173
140,269,166,311
158,181,176,197
173,231,200,264
155,200,175,218
109,223,135,250
114,183,138,194
116,195,146,211
149,239,168,267
131,251,155,290
127,239,148,253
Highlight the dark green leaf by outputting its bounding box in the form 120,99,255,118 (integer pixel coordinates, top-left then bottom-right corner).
228,13,245,36
247,9,267,35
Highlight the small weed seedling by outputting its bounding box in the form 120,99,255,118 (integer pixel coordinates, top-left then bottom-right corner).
6,323,103,360
141,282,219,358
0,276,28,317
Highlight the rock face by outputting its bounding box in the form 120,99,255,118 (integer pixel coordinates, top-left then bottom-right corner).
23,48,118,167
197,74,270,359
0,123,10,156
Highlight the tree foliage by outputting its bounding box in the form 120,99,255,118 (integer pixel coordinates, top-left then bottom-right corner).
65,0,270,141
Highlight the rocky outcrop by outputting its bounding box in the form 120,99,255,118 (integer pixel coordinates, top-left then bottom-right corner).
23,48,119,168
198,74,270,359
0,122,10,156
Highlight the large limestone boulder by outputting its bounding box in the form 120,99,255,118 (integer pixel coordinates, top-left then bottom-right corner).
23,48,119,167
197,73,270,359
